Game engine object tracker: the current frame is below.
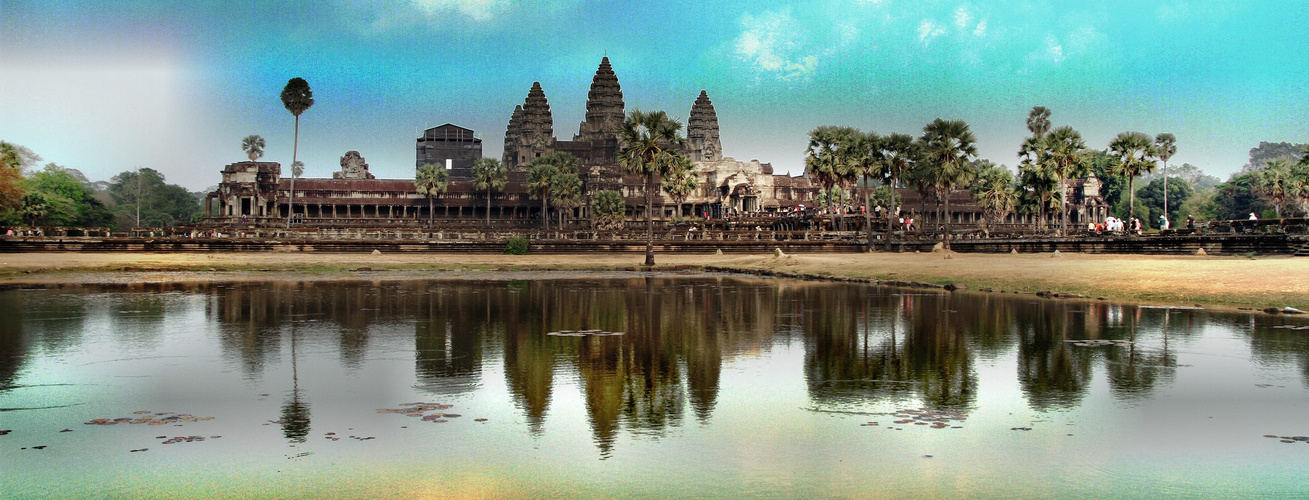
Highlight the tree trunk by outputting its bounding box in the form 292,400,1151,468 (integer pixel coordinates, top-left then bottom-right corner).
645,174,655,266
943,187,952,250
486,189,492,226
428,196,433,223
1059,175,1067,237
864,174,873,252
288,114,299,229
885,178,897,252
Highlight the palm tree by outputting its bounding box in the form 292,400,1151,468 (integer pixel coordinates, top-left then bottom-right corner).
414,163,448,223
617,109,686,266
1017,135,1056,231
1108,131,1157,221
971,168,1019,227
851,131,881,251
527,163,559,230
470,157,507,225
289,160,304,223
920,118,978,249
281,77,314,228
1026,106,1052,137
1256,159,1293,218
1154,133,1177,224
242,135,266,161
1045,126,1088,236
550,172,583,229
804,125,861,231
660,155,698,220
877,132,916,250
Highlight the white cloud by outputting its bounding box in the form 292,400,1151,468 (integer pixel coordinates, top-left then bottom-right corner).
954,6,972,29
1044,34,1065,64
973,18,988,37
410,0,508,22
735,9,820,81
917,19,945,46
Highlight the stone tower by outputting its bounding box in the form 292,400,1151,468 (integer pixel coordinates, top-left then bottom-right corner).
503,82,555,169
502,105,524,166
575,56,625,143
687,90,722,161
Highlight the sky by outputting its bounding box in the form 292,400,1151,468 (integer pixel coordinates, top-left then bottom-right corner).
2,0,1307,191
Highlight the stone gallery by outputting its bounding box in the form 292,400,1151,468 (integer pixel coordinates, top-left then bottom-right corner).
204,57,1105,230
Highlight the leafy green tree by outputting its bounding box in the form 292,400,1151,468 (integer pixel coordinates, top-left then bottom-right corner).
1085,150,1128,208
414,163,449,223
26,163,112,227
660,155,698,219
1137,177,1193,228
0,141,40,215
551,172,583,229
970,162,1018,226
106,168,198,227
527,163,559,230
1210,173,1268,221
591,189,626,230
242,135,266,161
617,109,687,266
470,157,507,225
281,77,314,228
920,118,978,249
1242,141,1307,173
1108,131,1157,220
1046,126,1088,236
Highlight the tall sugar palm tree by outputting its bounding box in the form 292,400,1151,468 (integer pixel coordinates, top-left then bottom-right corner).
242,135,266,161
660,155,699,220
1017,135,1056,231
550,172,583,229
1154,133,1177,223
920,118,978,249
1026,106,1052,137
972,168,1019,227
281,77,314,228
851,131,881,251
617,109,686,266
414,163,448,223
1256,159,1293,218
878,132,917,250
1046,126,1088,236
527,163,559,230
470,157,507,226
1108,131,1157,221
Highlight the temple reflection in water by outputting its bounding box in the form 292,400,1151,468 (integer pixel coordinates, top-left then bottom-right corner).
1,276,1299,456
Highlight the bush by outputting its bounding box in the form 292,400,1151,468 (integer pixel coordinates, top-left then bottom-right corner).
504,236,528,255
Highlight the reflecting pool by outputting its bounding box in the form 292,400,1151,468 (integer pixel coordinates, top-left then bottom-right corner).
2,275,1307,497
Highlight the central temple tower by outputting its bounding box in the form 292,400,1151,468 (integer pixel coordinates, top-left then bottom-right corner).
575,56,625,143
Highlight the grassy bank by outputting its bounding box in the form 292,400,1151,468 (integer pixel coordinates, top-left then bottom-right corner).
0,251,1306,311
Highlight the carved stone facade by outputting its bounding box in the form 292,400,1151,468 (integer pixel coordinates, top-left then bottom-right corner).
208,161,281,218
575,56,624,143
501,82,555,169
687,90,722,162
334,151,375,180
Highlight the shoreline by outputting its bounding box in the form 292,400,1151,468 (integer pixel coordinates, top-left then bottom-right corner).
1,251,1306,312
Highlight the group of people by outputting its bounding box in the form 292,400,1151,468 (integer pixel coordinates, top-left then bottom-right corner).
1090,216,1143,235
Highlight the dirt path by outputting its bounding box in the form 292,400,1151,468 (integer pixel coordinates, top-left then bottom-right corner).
1,251,1306,310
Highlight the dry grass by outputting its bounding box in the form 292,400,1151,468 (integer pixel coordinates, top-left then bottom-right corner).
0,250,1306,310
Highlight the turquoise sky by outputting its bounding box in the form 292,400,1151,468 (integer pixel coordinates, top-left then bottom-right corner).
2,0,1306,190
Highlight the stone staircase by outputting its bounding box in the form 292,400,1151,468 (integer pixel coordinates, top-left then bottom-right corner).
1294,241,1309,257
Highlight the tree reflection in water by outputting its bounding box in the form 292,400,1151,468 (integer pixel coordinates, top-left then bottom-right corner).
12,277,1301,458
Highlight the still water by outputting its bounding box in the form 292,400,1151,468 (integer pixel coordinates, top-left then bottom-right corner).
1,275,1307,498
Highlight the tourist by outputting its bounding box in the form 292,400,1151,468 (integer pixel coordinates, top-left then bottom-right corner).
1186,215,1195,230
1249,212,1258,220
1130,217,1142,234
1159,214,1170,231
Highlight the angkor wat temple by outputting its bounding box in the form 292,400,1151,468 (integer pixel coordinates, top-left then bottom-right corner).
203,57,1105,231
